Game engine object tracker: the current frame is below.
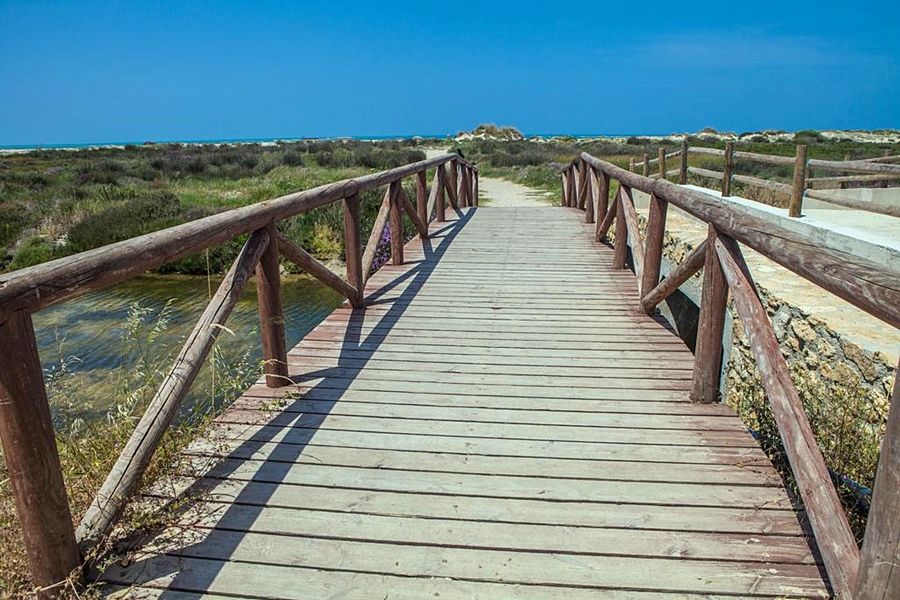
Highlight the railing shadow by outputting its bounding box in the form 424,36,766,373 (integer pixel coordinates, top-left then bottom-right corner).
108,208,476,594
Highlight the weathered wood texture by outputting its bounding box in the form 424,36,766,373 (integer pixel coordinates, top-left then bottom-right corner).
690,226,728,404
0,310,80,594
361,188,392,280
388,181,404,266
256,224,289,388
77,229,271,549
721,142,734,196
342,193,364,308
790,144,808,217
855,362,900,599
640,193,668,306
715,234,859,598
580,152,900,328
101,206,828,599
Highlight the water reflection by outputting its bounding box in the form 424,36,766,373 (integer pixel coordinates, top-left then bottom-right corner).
33,274,343,424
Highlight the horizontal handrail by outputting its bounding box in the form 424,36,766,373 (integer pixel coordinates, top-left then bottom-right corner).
0,153,466,318
561,151,900,599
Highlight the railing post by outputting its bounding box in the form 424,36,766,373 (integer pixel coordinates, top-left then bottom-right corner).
415,170,428,234
459,167,468,208
680,139,689,184
658,147,667,180
389,180,404,265
642,153,650,177
595,171,611,241
567,166,577,208
584,165,595,223
629,157,636,172
560,169,568,206
722,141,734,197
257,222,288,387
342,192,364,308
612,189,628,269
855,361,900,599
0,310,81,596
789,144,808,218
436,164,447,222
691,225,728,403
447,160,459,209
473,170,479,207
640,193,668,309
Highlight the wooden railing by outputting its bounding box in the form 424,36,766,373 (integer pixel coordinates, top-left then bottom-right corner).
0,153,478,595
623,140,900,218
561,152,900,600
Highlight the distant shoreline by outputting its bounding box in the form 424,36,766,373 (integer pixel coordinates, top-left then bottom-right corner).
3,128,899,154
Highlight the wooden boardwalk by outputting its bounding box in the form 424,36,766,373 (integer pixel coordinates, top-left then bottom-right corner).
103,206,830,598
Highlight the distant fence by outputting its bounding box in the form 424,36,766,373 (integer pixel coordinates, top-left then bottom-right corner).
626,141,900,218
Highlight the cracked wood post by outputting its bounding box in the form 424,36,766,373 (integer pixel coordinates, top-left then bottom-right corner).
257,222,288,387
342,192,364,307
680,139,689,184
595,170,610,238
658,147,667,180
584,163,595,223
642,153,650,176
473,171,479,206
389,180,404,265
789,144,808,217
0,310,81,597
722,141,735,197
612,189,628,269
436,164,447,222
415,170,428,233
690,225,728,403
640,193,668,310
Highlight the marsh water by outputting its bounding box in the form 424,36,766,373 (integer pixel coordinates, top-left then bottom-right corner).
33,274,343,425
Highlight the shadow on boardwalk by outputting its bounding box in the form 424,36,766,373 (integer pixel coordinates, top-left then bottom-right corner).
109,208,474,596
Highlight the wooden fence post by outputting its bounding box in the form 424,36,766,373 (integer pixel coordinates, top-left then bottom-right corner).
691,225,728,403
473,171,479,207
0,310,81,595
658,147,667,180
629,157,636,172
584,165,595,223
567,167,577,208
436,164,447,222
641,193,668,308
855,361,900,599
722,141,734,196
447,160,459,208
257,223,288,387
680,139,689,184
642,153,650,177
595,172,611,241
459,167,469,208
560,170,568,206
789,144,808,218
389,181,404,265
343,193,364,308
415,170,428,232
613,190,628,269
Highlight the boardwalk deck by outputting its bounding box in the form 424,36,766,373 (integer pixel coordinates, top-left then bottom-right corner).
102,206,831,598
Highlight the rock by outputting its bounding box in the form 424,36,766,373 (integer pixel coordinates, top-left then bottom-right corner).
842,341,877,381
790,320,818,346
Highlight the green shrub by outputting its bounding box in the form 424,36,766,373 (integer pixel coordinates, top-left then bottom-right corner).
65,191,184,253
9,236,54,269
0,203,30,248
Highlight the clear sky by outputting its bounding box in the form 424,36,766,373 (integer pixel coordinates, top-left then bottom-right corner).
1,0,898,145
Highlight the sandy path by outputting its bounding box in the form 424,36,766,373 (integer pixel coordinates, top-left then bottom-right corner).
424,147,553,207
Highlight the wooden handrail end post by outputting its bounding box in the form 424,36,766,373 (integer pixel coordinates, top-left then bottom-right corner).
257,223,289,387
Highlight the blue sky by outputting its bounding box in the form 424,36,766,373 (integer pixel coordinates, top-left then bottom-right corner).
1,1,898,145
